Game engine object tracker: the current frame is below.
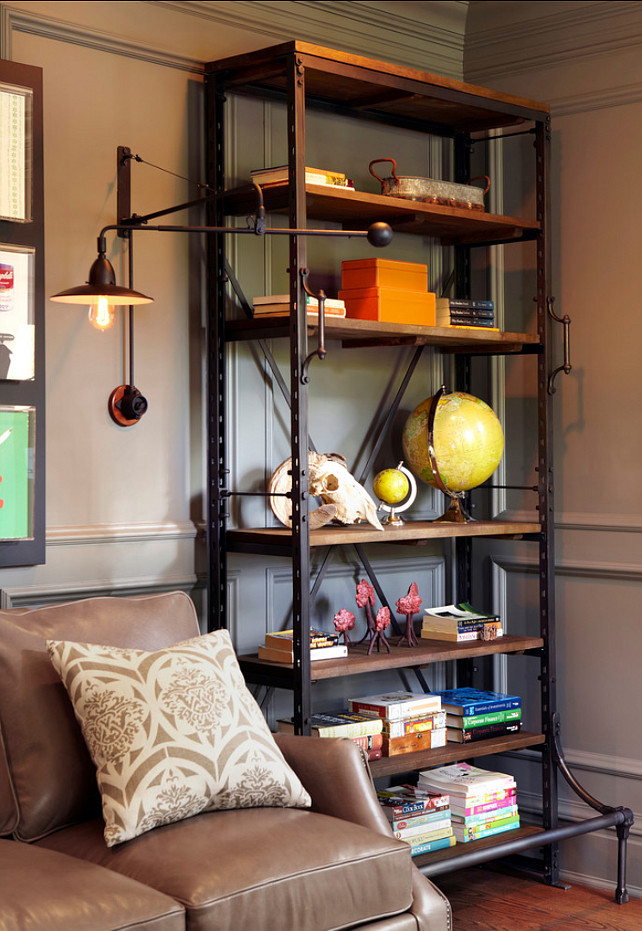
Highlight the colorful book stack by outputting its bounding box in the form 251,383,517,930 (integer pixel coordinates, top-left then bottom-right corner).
421,603,503,643
377,784,455,857
257,628,347,664
433,687,522,743
436,297,496,329
348,690,446,756
417,762,519,844
277,711,384,762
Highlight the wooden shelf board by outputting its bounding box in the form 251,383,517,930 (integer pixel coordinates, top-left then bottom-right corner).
227,519,540,551
239,635,543,684
206,41,549,132
226,315,540,354
223,183,540,246
369,732,545,778
412,824,544,871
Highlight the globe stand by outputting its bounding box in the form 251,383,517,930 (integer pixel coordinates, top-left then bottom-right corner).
434,492,472,523
427,386,476,523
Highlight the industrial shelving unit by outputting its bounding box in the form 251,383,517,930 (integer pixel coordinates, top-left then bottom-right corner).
204,41,632,901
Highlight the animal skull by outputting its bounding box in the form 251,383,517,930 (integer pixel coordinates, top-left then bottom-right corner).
268,452,384,531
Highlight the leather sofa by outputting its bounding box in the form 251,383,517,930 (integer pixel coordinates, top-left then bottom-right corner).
0,591,452,930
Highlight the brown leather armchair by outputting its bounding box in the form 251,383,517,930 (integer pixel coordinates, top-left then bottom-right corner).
0,592,451,930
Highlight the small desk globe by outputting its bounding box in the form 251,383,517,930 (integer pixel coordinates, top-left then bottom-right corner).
402,388,504,522
372,462,417,525
373,468,409,505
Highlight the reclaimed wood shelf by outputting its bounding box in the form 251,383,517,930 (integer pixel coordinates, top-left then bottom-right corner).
208,41,549,135
239,634,543,686
226,315,541,355
227,519,541,555
222,182,540,247
368,731,545,779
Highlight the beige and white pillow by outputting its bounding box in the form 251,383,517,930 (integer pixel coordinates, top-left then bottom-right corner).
46,629,311,846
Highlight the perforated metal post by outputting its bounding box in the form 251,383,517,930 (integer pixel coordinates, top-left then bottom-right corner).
287,53,312,735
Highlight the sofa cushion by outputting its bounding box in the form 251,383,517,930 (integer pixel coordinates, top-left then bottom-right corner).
36,810,413,931
47,628,311,846
0,591,200,841
0,838,185,930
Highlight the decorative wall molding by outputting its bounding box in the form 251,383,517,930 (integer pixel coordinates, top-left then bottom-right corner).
152,0,466,76
45,520,198,546
0,3,203,70
499,507,642,536
465,0,642,83
0,574,199,608
492,550,642,585
1,1,465,76
492,556,642,786
556,512,642,534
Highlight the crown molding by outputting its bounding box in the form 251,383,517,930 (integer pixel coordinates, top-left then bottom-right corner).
465,0,642,83
152,0,467,77
0,2,202,70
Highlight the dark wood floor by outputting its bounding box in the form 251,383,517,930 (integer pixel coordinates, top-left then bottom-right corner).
434,867,642,930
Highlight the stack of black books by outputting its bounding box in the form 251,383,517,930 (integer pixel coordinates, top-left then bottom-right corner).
436,298,496,328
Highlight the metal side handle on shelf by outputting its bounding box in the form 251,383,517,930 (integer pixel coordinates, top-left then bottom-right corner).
301,268,327,383
547,296,572,394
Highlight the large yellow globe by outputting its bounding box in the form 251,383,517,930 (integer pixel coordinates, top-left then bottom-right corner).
402,391,504,493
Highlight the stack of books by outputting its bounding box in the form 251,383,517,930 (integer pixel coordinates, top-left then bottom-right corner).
250,165,355,190
417,763,519,844
277,711,384,762
436,298,496,329
421,602,503,643
377,784,455,857
257,628,347,664
348,690,446,756
252,294,346,320
434,688,522,743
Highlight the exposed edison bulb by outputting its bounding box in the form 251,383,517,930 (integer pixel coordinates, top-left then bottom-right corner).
88,296,115,331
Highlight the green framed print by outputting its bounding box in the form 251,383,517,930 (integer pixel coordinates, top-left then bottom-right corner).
0,406,35,540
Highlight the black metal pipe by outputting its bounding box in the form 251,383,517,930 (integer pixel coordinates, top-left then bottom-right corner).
420,810,629,879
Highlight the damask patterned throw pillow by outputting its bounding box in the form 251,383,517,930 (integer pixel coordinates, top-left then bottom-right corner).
46,629,311,846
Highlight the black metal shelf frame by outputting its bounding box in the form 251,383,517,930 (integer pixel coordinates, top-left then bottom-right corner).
204,43,633,902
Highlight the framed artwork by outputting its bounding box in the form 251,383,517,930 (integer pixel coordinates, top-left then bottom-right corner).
0,82,32,223
0,60,43,567
0,245,35,380
0,406,35,541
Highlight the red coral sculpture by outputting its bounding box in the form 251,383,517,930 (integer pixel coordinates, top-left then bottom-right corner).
333,608,355,646
368,606,391,655
395,581,422,647
355,579,376,643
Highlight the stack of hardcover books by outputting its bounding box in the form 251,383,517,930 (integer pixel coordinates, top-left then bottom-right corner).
348,690,446,756
433,687,522,743
250,165,355,190
418,763,519,844
421,603,503,643
252,294,346,319
377,784,455,856
277,711,383,762
257,628,347,664
436,297,496,328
